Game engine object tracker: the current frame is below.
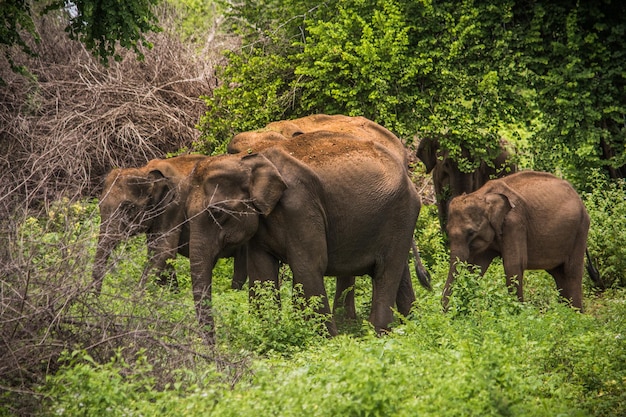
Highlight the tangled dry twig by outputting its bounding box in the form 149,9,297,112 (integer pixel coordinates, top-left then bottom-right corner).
0,11,220,218
0,7,243,415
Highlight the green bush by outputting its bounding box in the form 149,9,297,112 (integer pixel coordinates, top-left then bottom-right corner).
218,281,330,356
583,175,626,288
196,50,295,154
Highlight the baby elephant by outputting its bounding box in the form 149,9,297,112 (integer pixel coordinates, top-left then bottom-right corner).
443,171,590,311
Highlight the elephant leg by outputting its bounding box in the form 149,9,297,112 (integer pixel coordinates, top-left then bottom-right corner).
502,259,525,302
395,263,416,316
554,224,588,311
501,226,528,303
333,276,356,320
230,245,248,290
288,259,337,337
548,264,584,311
247,243,281,311
142,232,180,289
369,260,407,334
189,217,217,343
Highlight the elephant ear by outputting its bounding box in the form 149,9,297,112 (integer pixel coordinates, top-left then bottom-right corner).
146,169,173,208
416,137,439,173
484,193,512,237
241,153,287,216
483,181,524,237
125,170,168,207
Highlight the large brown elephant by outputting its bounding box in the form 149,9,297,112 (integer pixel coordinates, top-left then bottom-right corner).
442,171,590,311
186,131,423,340
92,155,247,294
416,136,517,232
229,114,408,163
229,114,431,319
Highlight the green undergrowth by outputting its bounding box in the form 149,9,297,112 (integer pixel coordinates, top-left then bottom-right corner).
3,180,626,416
38,249,625,417
41,275,626,417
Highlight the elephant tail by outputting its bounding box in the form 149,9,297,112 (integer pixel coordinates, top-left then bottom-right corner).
412,240,432,291
585,248,604,290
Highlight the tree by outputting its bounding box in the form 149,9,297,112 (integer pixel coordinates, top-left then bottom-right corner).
198,0,531,165
197,0,626,186
514,0,626,184
1,0,161,79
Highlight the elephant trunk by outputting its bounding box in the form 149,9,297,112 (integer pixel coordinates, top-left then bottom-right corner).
92,228,121,295
411,239,431,291
442,246,469,311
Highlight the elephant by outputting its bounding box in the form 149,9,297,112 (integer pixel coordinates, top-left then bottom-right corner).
229,114,431,318
229,114,409,164
92,154,247,294
186,130,424,340
416,136,517,232
442,171,590,311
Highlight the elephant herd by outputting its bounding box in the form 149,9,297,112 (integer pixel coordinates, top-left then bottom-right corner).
93,114,593,341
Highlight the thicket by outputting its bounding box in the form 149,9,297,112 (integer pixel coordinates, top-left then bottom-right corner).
0,6,217,215
198,0,626,185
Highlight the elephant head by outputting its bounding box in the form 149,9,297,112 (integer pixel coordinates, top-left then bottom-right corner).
187,153,287,338
92,155,205,294
416,136,516,232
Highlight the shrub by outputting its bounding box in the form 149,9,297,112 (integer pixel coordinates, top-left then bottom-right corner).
583,175,626,288
0,200,236,415
218,280,330,356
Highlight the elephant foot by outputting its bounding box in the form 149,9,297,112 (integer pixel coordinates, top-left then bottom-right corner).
325,320,339,337
155,272,180,292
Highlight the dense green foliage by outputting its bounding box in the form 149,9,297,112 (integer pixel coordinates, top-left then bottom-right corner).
198,0,626,185
39,258,626,416
521,1,626,183
583,176,626,289
1,0,160,67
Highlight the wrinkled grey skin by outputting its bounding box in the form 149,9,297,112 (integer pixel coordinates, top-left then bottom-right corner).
230,114,431,319
92,155,247,294
416,137,517,232
187,131,423,341
443,171,590,311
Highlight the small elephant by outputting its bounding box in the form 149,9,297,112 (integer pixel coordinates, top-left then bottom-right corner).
230,114,431,318
416,136,516,232
187,131,424,339
443,171,590,311
92,155,247,294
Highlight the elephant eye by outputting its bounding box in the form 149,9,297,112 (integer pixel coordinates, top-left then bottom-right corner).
208,204,235,225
